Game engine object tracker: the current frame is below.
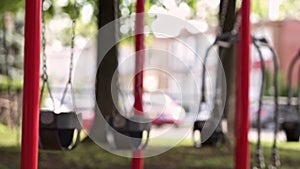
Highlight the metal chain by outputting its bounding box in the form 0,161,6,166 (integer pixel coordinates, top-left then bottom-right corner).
41,3,48,82
68,1,77,84
41,0,55,110
60,1,78,107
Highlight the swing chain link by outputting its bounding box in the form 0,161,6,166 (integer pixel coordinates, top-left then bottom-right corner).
40,0,56,110
68,1,78,84
41,2,48,82
60,1,78,107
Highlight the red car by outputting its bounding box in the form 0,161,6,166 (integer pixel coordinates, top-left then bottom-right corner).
143,92,186,127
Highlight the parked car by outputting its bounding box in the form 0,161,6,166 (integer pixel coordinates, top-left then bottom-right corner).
250,98,300,142
250,103,274,129
119,91,186,127
143,92,186,127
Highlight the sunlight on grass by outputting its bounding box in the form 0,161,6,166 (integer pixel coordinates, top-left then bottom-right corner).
0,124,21,146
1,125,300,169
251,141,300,151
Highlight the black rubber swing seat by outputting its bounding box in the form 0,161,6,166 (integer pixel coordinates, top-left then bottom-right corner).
39,110,82,150
106,114,151,150
280,105,300,142
193,120,224,147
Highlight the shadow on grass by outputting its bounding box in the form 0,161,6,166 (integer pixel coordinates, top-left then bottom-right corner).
0,139,299,169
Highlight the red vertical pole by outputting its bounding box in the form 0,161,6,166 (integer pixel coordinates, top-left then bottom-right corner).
235,0,251,169
20,0,41,169
132,0,145,169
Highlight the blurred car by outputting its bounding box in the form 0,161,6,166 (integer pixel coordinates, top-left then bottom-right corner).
143,92,186,127
250,103,274,129
250,99,300,142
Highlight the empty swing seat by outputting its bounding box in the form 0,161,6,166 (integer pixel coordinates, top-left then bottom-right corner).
106,114,151,150
39,110,82,150
193,120,224,147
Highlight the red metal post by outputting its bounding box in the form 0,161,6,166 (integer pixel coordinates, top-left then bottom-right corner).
20,0,41,169
132,0,145,169
235,0,251,169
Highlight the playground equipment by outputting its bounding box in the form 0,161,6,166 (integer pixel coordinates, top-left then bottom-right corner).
252,36,267,169
193,0,240,147
104,0,151,152
20,0,252,169
235,0,251,168
281,50,300,142
192,33,238,147
39,1,82,151
251,37,281,168
106,112,151,150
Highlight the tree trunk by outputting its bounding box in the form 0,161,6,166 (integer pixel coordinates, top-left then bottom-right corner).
219,0,237,146
88,0,119,142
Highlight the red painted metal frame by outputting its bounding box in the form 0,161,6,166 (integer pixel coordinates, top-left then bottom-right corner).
132,0,145,169
235,0,251,169
20,0,41,169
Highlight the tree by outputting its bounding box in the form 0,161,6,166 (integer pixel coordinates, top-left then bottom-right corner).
218,0,237,146
88,0,119,142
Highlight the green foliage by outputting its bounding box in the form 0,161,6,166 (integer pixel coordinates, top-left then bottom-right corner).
264,70,297,97
251,0,269,20
184,0,197,15
0,76,22,92
279,0,300,19
0,0,24,15
0,13,24,82
0,123,20,146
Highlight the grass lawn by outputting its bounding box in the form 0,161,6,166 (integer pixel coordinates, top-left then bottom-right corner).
0,124,300,169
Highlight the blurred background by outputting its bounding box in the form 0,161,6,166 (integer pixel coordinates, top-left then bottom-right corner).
0,0,300,168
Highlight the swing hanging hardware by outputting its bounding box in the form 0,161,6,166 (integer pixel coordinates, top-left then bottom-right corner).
192,36,235,148
193,27,239,148
253,36,281,169
252,36,267,169
214,32,240,48
39,0,82,151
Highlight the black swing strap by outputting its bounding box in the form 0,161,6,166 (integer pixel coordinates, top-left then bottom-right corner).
192,1,241,148
252,37,266,169
258,39,281,168
199,8,241,108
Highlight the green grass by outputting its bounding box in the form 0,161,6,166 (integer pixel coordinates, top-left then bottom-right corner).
0,124,300,169
1,140,299,169
0,124,20,146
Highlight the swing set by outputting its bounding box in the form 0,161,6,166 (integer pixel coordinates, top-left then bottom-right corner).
20,0,277,169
